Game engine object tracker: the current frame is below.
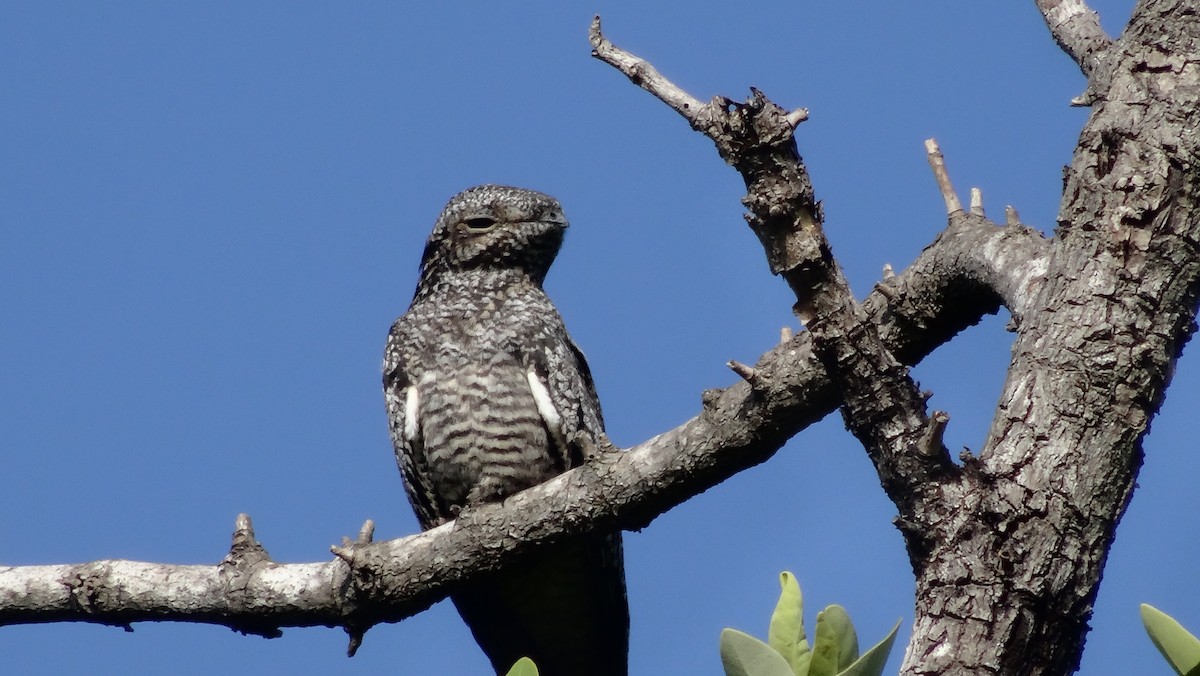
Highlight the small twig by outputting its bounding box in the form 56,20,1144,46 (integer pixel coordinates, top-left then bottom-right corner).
925,139,962,215
785,108,810,128
919,410,950,457
233,513,255,545
225,513,271,565
727,360,761,388
589,16,704,122
1005,205,1021,227
700,388,723,412
970,188,985,216
336,519,377,553
333,524,368,562
346,629,365,658
358,519,376,544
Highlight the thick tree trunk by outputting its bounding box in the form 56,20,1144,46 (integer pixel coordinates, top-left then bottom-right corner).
901,2,1200,673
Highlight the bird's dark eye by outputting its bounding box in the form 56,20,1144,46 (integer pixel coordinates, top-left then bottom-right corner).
463,217,497,231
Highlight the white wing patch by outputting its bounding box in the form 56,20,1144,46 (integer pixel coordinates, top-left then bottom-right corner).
526,368,568,451
403,386,420,442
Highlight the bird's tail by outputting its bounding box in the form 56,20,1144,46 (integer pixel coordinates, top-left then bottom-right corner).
452,531,629,676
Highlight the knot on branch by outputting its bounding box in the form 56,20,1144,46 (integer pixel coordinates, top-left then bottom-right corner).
222,513,272,572
331,519,381,656
218,514,283,640
331,518,377,579
702,89,806,166
64,565,131,631
728,359,763,390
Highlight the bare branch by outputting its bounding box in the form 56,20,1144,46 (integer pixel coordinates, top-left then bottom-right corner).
592,18,967,527
330,545,354,565
588,16,704,123
970,188,985,217
592,15,826,315
964,215,1050,319
1034,0,1113,77
357,520,375,544
785,108,810,128
727,360,761,387
1,514,336,636
925,139,963,215
919,411,950,457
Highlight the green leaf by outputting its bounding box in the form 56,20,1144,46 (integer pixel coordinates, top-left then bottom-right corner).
836,619,901,676
768,571,811,676
1142,604,1200,676
809,605,858,676
721,628,798,676
504,656,539,676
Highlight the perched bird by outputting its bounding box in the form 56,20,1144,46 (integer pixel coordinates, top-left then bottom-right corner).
383,185,629,675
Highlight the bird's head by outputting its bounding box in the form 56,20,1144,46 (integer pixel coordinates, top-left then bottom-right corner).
417,185,568,288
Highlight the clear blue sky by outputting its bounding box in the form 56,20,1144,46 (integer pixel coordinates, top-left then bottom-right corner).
3,2,1195,674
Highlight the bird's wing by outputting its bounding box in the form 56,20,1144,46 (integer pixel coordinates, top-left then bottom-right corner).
566,334,604,430
523,316,605,471
383,327,444,530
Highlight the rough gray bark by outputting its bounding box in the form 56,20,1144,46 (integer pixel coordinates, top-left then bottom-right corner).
900,3,1200,673
0,2,1196,675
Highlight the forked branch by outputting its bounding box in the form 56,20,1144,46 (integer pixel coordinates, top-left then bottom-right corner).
592,16,962,528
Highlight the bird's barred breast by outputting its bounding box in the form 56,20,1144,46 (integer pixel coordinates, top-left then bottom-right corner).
418,363,558,510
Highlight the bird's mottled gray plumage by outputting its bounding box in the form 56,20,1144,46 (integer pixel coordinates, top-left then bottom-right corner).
383,185,629,676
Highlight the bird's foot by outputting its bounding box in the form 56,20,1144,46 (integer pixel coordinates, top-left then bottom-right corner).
571,432,620,464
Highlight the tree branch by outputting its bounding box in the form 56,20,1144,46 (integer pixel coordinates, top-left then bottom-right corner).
1034,0,1113,78
0,204,1017,638
925,139,964,215
587,16,706,122
921,140,1052,321
0,515,337,635
593,17,993,531
593,16,823,321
